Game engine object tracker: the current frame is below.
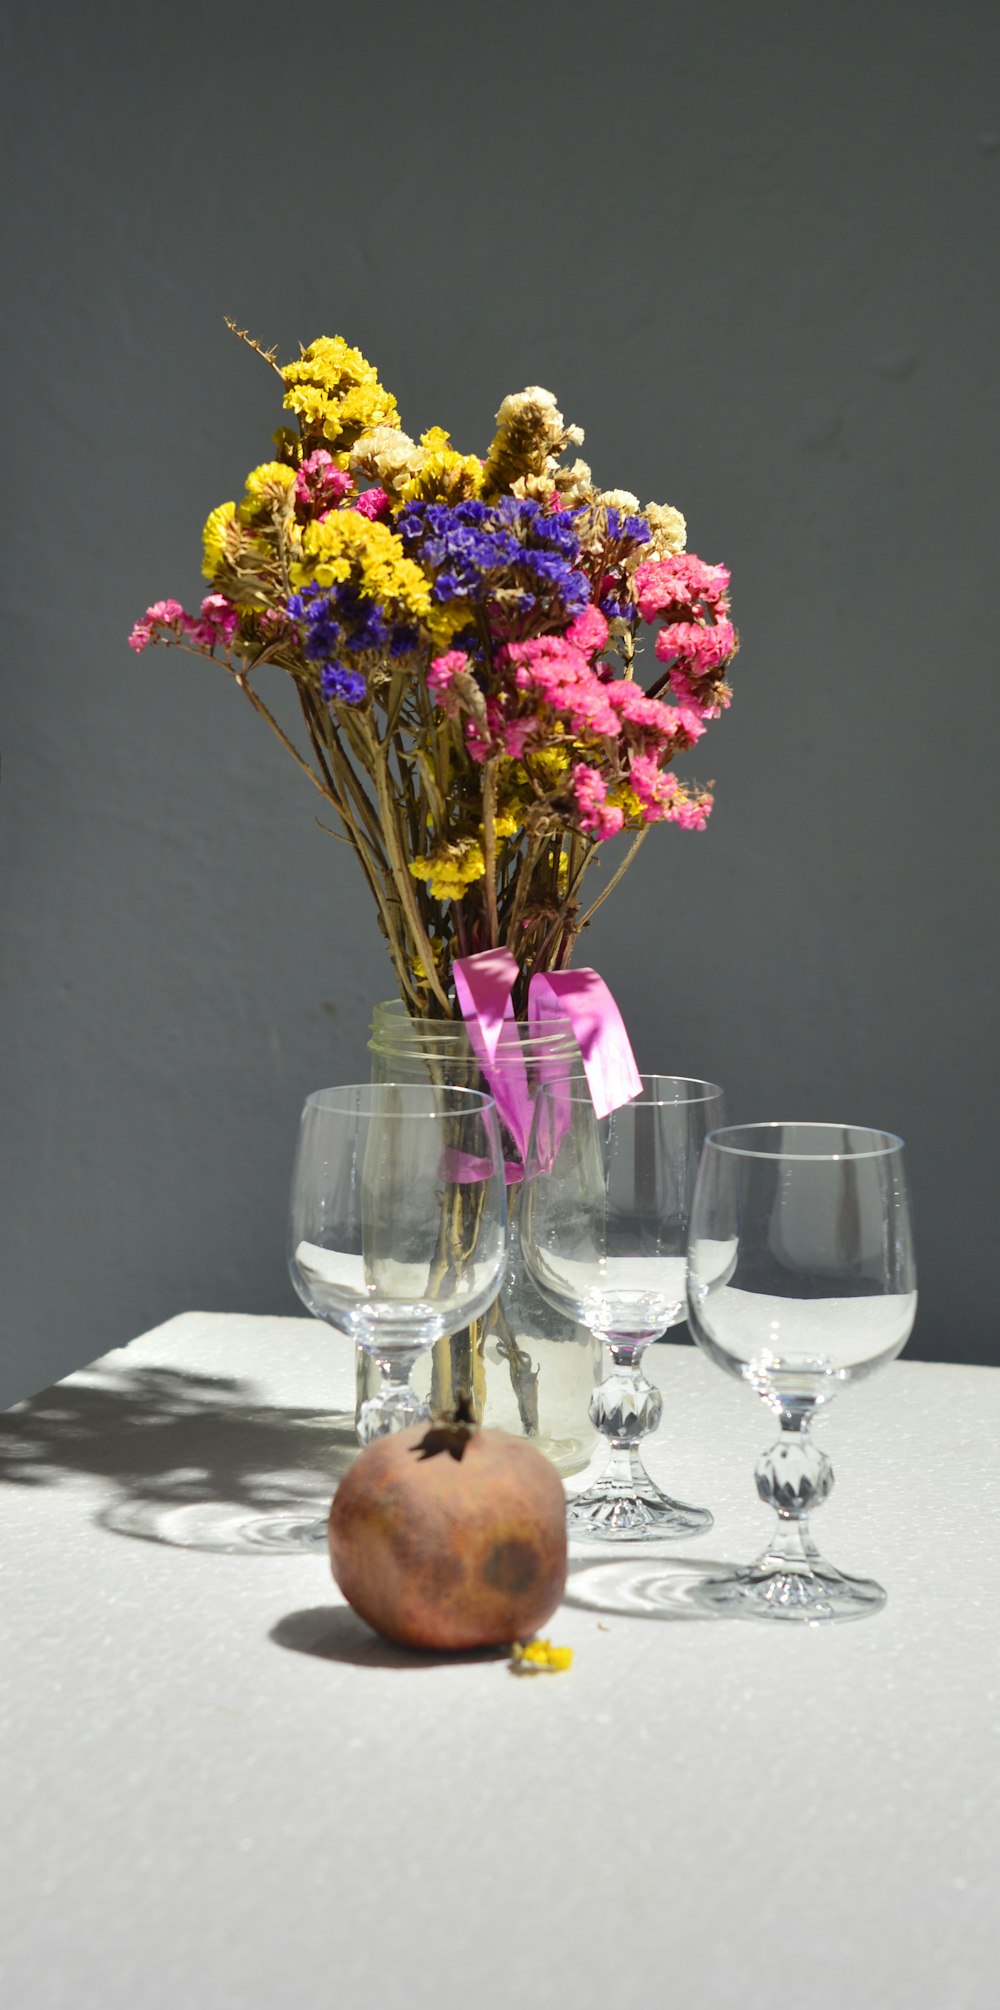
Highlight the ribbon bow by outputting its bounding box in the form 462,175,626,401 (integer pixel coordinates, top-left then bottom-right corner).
453,948,642,1170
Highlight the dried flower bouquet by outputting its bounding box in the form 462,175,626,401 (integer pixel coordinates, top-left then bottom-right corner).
131,327,738,1018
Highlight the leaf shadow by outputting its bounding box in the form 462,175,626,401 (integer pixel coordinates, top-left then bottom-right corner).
0,1363,357,1552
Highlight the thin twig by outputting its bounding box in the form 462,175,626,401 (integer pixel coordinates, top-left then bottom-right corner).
480,757,500,950
574,828,650,934
372,742,452,1014
224,318,285,379
234,671,336,803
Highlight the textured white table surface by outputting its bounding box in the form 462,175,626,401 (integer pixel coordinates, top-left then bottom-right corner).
2,1313,998,2010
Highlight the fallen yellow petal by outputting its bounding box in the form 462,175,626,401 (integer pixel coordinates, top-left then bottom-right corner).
510,1638,573,1674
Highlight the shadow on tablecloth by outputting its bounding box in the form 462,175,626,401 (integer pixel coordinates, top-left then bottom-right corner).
0,1369,740,1595
271,1604,509,1670
0,1363,354,1552
563,1554,733,1621
268,1563,728,1669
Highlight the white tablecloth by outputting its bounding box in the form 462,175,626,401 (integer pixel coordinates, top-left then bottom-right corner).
2,1313,998,2010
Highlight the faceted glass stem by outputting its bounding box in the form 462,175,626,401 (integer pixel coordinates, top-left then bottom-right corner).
696,1409,887,1623
567,1336,713,1542
356,1347,432,1444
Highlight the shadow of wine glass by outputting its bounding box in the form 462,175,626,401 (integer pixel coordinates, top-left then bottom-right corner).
564,1555,737,1621
270,1605,509,1671
0,1363,358,1553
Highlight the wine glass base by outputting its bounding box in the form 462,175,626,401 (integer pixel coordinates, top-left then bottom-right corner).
694,1558,887,1624
567,1476,714,1543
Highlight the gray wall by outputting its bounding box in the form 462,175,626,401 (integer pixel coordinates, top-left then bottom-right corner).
2,0,998,1404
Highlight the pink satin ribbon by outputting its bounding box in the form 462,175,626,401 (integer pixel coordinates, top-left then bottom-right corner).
452,948,641,1169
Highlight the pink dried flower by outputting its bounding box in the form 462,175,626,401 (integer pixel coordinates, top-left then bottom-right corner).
184,593,240,650
294,450,353,513
667,793,713,831
266,608,291,633
629,753,679,822
668,664,731,716
507,636,621,739
427,649,469,717
672,702,710,743
565,604,610,657
654,618,735,676
500,716,537,758
607,682,683,739
465,717,491,763
572,764,625,840
634,554,731,623
130,592,241,656
353,486,392,522
127,598,187,651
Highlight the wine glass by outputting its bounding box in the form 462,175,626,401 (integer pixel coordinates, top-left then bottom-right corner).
520,1074,726,1540
686,1122,917,1622
288,1083,507,1443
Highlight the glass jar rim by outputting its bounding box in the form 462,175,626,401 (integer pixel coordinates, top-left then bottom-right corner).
544,1073,724,1107
369,997,580,1057
302,1082,500,1122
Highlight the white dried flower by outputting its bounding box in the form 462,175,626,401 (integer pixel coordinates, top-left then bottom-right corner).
350,426,421,490
511,472,554,502
552,458,593,505
484,388,586,494
600,488,640,511
644,501,687,556
494,386,560,426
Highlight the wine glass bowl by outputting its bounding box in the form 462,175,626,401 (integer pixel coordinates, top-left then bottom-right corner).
521,1074,725,1541
288,1083,507,1442
686,1122,917,1622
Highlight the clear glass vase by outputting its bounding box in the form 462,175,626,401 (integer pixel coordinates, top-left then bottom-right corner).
366,998,601,1475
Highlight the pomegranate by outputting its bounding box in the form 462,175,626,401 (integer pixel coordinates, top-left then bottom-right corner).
328,1408,568,1651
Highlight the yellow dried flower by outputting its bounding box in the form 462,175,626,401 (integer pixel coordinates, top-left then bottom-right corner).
410,940,445,982
290,513,431,619
398,428,485,506
492,805,524,841
525,746,572,790
271,426,301,463
610,783,644,823
237,460,297,526
282,337,400,462
202,500,237,580
409,839,487,902
510,1639,573,1674
423,600,468,652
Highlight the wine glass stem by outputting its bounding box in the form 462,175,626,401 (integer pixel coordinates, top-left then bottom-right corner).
377,1349,420,1397
607,1338,649,1371
601,1440,652,1490
589,1336,663,1478
755,1416,835,1570
762,1514,824,1570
